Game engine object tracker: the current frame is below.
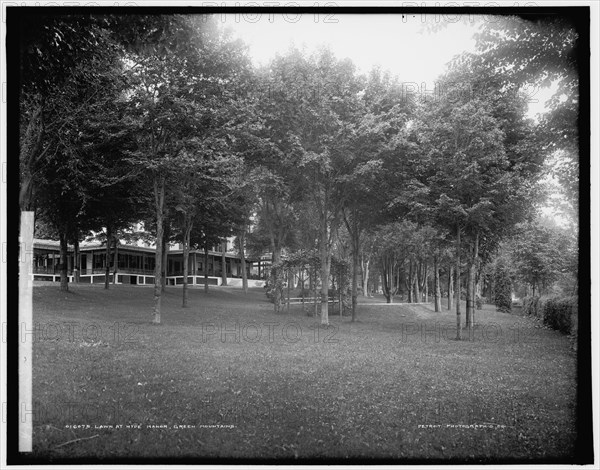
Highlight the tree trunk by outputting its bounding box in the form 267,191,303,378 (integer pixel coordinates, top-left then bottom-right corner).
466,232,479,331
448,266,454,310
104,226,112,290
221,238,228,286
407,262,413,303
319,214,331,325
389,261,395,303
351,223,359,321
182,221,192,308
381,264,388,302
272,243,282,313
161,224,169,292
473,269,478,320
414,261,421,303
344,210,360,321
423,262,428,304
286,268,291,312
362,256,370,297
239,230,248,294
59,230,69,292
19,101,44,212
313,265,319,317
193,252,196,283
339,274,343,318
470,267,476,323
471,232,479,325
204,242,209,293
112,236,119,285
434,255,441,312
455,225,462,340
153,175,165,324
73,236,80,283
321,253,332,324
410,261,419,303
466,262,473,329
381,256,393,303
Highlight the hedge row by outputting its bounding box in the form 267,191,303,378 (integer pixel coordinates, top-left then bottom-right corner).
494,263,513,313
522,295,578,335
522,296,547,318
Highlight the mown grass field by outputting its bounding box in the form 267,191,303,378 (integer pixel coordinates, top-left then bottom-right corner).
29,283,578,462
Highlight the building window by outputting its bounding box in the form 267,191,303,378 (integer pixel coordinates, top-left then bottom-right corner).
94,253,105,269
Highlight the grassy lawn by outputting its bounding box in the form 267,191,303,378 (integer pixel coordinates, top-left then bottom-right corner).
29,283,577,462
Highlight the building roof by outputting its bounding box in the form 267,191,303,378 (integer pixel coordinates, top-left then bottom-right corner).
32,239,253,260
33,238,76,251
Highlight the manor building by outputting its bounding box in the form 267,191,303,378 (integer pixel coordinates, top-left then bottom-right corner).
32,238,270,287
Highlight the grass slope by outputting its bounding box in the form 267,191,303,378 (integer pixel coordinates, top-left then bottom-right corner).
30,284,577,461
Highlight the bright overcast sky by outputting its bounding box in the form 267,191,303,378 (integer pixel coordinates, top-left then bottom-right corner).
224,13,553,118
226,14,477,83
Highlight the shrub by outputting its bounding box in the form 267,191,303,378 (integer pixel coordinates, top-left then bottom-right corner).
543,296,577,335
524,296,558,319
523,296,541,318
494,262,512,313
522,296,533,315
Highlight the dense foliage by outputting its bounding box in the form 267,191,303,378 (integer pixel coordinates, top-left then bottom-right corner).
523,295,577,336
493,261,513,313
17,12,581,332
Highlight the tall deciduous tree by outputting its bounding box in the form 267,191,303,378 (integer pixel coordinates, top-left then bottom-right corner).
418,59,544,338
508,219,577,296
20,14,131,291
249,47,364,322
342,66,415,320
123,15,251,323
291,50,363,325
